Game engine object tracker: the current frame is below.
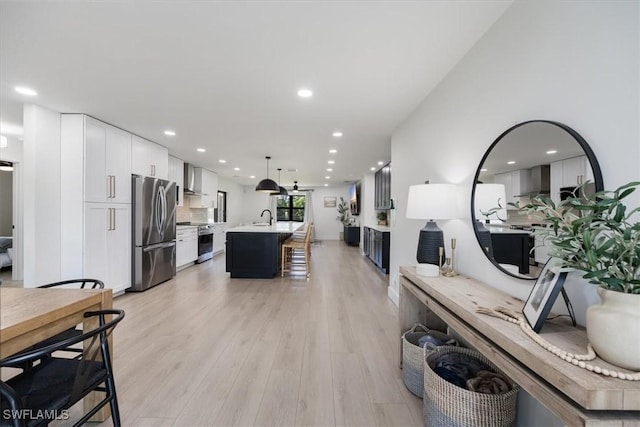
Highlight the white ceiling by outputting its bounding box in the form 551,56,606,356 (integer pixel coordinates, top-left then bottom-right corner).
0,1,511,188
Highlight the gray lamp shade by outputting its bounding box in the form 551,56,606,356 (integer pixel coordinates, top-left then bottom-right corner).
255,178,280,193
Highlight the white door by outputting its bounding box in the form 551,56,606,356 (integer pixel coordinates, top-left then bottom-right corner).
84,203,108,284
84,118,108,203
108,204,131,292
106,126,132,204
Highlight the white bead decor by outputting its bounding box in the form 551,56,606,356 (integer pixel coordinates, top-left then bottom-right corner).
476,306,640,381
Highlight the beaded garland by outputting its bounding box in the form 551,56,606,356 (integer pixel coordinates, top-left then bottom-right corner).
476,306,640,381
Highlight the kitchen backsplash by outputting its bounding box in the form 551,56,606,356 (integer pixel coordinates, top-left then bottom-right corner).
176,199,215,223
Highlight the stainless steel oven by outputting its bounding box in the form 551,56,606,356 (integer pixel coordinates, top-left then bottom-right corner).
197,225,214,263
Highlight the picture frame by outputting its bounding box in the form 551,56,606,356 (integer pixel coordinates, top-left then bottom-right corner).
522,259,569,333
324,196,337,208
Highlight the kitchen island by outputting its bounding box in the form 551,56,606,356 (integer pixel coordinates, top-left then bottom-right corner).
225,222,304,278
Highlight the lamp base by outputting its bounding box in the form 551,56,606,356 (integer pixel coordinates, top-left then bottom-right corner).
416,221,445,265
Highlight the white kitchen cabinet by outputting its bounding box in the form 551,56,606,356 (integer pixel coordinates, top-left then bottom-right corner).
190,168,218,208
176,227,198,268
494,169,530,208
131,135,169,179
67,115,131,204
168,155,185,207
533,227,551,265
550,160,564,206
562,156,587,186
83,203,131,293
212,224,226,254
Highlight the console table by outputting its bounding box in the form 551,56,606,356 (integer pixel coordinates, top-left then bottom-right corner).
399,266,640,426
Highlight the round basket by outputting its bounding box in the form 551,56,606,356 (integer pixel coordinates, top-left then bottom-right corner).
401,323,456,398
423,346,519,427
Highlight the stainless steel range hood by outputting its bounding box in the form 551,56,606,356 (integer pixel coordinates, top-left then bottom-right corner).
516,165,550,196
183,163,202,195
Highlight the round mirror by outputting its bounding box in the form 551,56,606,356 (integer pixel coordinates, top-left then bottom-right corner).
471,120,603,280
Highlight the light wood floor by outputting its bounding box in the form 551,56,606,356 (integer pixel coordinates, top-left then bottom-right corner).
88,240,422,426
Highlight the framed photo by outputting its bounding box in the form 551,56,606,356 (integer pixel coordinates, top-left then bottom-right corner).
324,196,336,208
523,259,569,333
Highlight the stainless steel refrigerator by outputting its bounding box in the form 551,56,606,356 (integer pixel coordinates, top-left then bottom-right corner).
131,175,176,291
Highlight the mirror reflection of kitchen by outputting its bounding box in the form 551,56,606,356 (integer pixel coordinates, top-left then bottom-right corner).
474,121,599,279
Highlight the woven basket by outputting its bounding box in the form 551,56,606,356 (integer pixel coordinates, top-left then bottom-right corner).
423,346,519,427
401,323,456,398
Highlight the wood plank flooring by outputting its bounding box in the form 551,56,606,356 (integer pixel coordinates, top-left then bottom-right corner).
68,241,423,426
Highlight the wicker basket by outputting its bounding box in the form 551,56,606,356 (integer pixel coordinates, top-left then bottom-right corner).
401,323,456,398
423,346,519,427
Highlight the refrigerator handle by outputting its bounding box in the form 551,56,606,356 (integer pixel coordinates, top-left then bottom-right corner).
143,241,176,252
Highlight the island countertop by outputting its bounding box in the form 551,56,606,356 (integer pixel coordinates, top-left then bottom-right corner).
226,222,303,233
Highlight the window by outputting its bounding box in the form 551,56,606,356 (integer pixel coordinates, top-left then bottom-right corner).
216,191,227,222
277,195,305,222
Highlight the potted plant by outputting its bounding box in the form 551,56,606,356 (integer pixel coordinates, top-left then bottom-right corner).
336,197,350,225
514,181,640,370
377,211,388,226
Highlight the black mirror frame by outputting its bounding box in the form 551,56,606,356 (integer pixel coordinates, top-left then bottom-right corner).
471,120,604,280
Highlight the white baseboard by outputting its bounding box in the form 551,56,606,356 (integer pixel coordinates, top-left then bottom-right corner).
387,285,399,307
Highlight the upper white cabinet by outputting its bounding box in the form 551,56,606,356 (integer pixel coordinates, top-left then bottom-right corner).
494,169,530,208
168,155,185,207
80,116,132,204
132,135,168,179
190,167,218,208
550,155,591,205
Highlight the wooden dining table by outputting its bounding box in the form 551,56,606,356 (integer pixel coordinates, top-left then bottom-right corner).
0,287,114,422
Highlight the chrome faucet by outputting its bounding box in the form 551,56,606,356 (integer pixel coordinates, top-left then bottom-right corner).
261,209,273,226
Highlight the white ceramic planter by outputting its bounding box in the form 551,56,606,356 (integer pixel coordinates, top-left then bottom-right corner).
586,287,640,371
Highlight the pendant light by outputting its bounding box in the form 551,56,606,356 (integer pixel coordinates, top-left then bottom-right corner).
255,156,280,193
277,168,288,196
293,181,299,193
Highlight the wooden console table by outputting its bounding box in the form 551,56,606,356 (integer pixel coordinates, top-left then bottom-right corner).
399,266,640,426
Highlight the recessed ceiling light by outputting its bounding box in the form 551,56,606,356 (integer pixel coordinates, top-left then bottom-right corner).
197,148,206,153
15,86,37,96
546,150,557,155
325,176,330,179
370,167,376,171
297,88,313,98
234,167,240,171
250,175,255,179
326,168,333,172
164,130,176,136
332,131,343,138
377,161,383,165
329,149,337,154
327,160,335,164
324,183,328,187
219,159,227,163
481,168,488,172
507,161,516,165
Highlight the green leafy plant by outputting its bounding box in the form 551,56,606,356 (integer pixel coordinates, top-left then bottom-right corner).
336,197,350,225
376,211,387,222
513,181,640,294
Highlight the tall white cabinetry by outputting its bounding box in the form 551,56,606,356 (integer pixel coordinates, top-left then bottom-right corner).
494,169,530,209
61,115,132,293
550,156,592,205
168,155,185,207
131,135,168,179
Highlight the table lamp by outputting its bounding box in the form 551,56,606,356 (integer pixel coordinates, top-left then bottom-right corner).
406,184,458,268
473,183,507,257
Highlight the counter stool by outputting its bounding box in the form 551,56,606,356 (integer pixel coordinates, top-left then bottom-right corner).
281,224,313,277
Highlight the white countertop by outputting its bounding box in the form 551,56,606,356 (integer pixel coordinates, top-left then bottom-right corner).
487,226,531,234
365,224,391,232
177,225,199,229
226,222,303,233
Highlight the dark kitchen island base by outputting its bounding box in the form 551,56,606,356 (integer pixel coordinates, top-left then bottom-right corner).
225,222,302,278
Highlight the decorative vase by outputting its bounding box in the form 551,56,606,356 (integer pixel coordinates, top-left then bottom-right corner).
586,287,640,371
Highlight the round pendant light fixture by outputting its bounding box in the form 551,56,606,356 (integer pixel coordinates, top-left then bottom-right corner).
276,168,288,196
255,156,280,193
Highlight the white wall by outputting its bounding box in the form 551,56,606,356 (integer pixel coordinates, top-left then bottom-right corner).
0,170,12,235
311,185,350,241
390,1,638,425
239,185,273,224
23,104,62,286
217,175,244,227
